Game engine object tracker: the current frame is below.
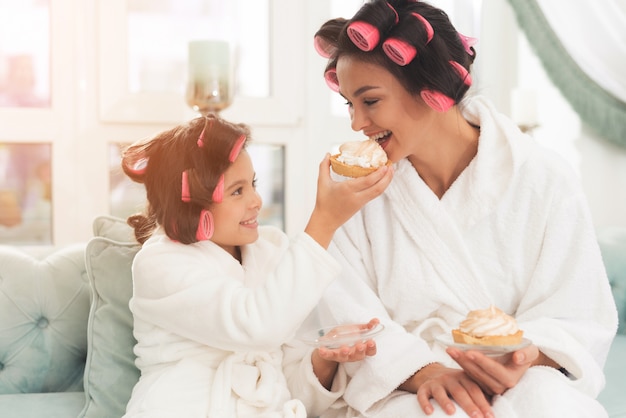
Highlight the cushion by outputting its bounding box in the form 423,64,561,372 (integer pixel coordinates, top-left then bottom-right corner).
598,335,626,417
597,227,626,335
0,391,85,418
0,244,88,394
92,215,136,243
79,236,140,418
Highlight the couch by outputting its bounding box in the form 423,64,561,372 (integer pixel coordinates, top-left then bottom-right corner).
0,216,625,418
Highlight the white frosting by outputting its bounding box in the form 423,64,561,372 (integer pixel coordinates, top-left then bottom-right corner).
458,305,519,337
337,140,388,168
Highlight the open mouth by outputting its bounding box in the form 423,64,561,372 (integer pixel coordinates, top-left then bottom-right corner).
240,218,257,226
370,130,392,147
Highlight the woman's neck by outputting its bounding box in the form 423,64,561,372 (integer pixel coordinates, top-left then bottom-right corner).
408,108,479,199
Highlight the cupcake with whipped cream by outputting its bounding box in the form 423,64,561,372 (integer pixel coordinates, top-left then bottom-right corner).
452,305,524,346
330,139,390,178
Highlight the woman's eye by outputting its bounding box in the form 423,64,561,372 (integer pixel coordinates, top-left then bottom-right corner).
344,100,353,108
364,99,378,106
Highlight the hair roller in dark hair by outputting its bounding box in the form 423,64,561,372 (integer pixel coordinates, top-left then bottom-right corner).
324,68,340,92
382,13,434,66
458,33,477,56
449,61,472,86
314,35,337,58
420,89,455,113
347,0,399,51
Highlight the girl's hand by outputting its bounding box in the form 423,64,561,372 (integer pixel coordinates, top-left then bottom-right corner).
305,154,393,248
311,318,379,389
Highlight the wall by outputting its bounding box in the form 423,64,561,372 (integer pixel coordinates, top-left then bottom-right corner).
477,1,626,229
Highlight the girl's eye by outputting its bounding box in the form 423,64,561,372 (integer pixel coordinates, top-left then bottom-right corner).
252,178,258,189
232,187,243,196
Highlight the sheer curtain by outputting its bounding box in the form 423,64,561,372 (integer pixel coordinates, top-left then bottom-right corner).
507,0,626,147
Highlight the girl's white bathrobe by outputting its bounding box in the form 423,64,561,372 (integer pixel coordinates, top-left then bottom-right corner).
284,96,618,417
123,226,340,418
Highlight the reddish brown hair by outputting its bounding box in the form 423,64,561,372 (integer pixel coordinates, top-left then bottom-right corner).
121,115,251,244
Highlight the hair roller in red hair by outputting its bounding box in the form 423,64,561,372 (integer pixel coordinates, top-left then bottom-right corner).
212,174,224,203
181,170,191,202
195,209,214,241
229,135,246,162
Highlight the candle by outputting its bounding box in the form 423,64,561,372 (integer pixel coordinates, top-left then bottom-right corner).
188,40,230,83
186,40,233,114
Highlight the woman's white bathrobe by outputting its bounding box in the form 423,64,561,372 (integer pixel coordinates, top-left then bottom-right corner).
284,96,618,417
122,226,340,418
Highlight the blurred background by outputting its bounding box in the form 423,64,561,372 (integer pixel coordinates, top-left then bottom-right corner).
1,0,625,246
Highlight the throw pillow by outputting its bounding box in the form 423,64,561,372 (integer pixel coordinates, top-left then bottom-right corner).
92,215,136,243
0,244,88,394
78,237,140,418
597,227,626,334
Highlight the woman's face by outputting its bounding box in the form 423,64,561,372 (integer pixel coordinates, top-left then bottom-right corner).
336,55,438,162
209,149,262,258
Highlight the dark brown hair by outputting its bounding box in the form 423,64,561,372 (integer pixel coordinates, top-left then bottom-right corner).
315,0,476,104
121,115,251,244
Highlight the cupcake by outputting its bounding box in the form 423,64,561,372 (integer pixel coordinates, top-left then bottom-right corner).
452,305,524,346
330,139,390,178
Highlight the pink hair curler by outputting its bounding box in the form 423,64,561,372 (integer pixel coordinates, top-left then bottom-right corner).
127,157,148,176
181,170,191,202
195,209,214,241
449,61,472,86
383,38,417,66
212,174,224,203
324,68,340,92
420,89,455,112
347,21,380,51
313,35,337,58
411,13,434,43
229,134,246,162
458,33,477,56
386,2,399,24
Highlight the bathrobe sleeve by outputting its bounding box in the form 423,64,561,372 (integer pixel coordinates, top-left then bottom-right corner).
129,227,341,352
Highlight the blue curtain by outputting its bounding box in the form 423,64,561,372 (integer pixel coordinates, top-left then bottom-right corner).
507,0,626,148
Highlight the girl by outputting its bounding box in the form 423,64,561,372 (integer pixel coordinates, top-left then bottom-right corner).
120,114,392,417
285,1,618,417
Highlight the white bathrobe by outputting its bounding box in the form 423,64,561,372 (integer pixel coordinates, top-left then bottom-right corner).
284,96,618,418
123,225,340,418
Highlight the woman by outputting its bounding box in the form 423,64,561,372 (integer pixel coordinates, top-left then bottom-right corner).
284,1,618,417
120,115,391,417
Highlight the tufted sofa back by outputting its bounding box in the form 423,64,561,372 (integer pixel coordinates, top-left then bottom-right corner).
0,244,88,394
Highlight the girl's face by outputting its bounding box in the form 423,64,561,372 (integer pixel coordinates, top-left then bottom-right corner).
336,55,438,162
209,149,262,259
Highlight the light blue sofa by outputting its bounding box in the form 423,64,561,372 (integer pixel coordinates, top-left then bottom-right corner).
0,217,625,417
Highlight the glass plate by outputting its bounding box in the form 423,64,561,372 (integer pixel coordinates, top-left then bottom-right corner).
301,323,385,349
436,334,532,357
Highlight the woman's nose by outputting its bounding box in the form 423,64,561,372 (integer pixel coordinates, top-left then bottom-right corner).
350,107,368,132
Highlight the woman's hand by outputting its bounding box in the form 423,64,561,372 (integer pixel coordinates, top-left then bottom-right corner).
446,343,549,396
311,318,379,390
